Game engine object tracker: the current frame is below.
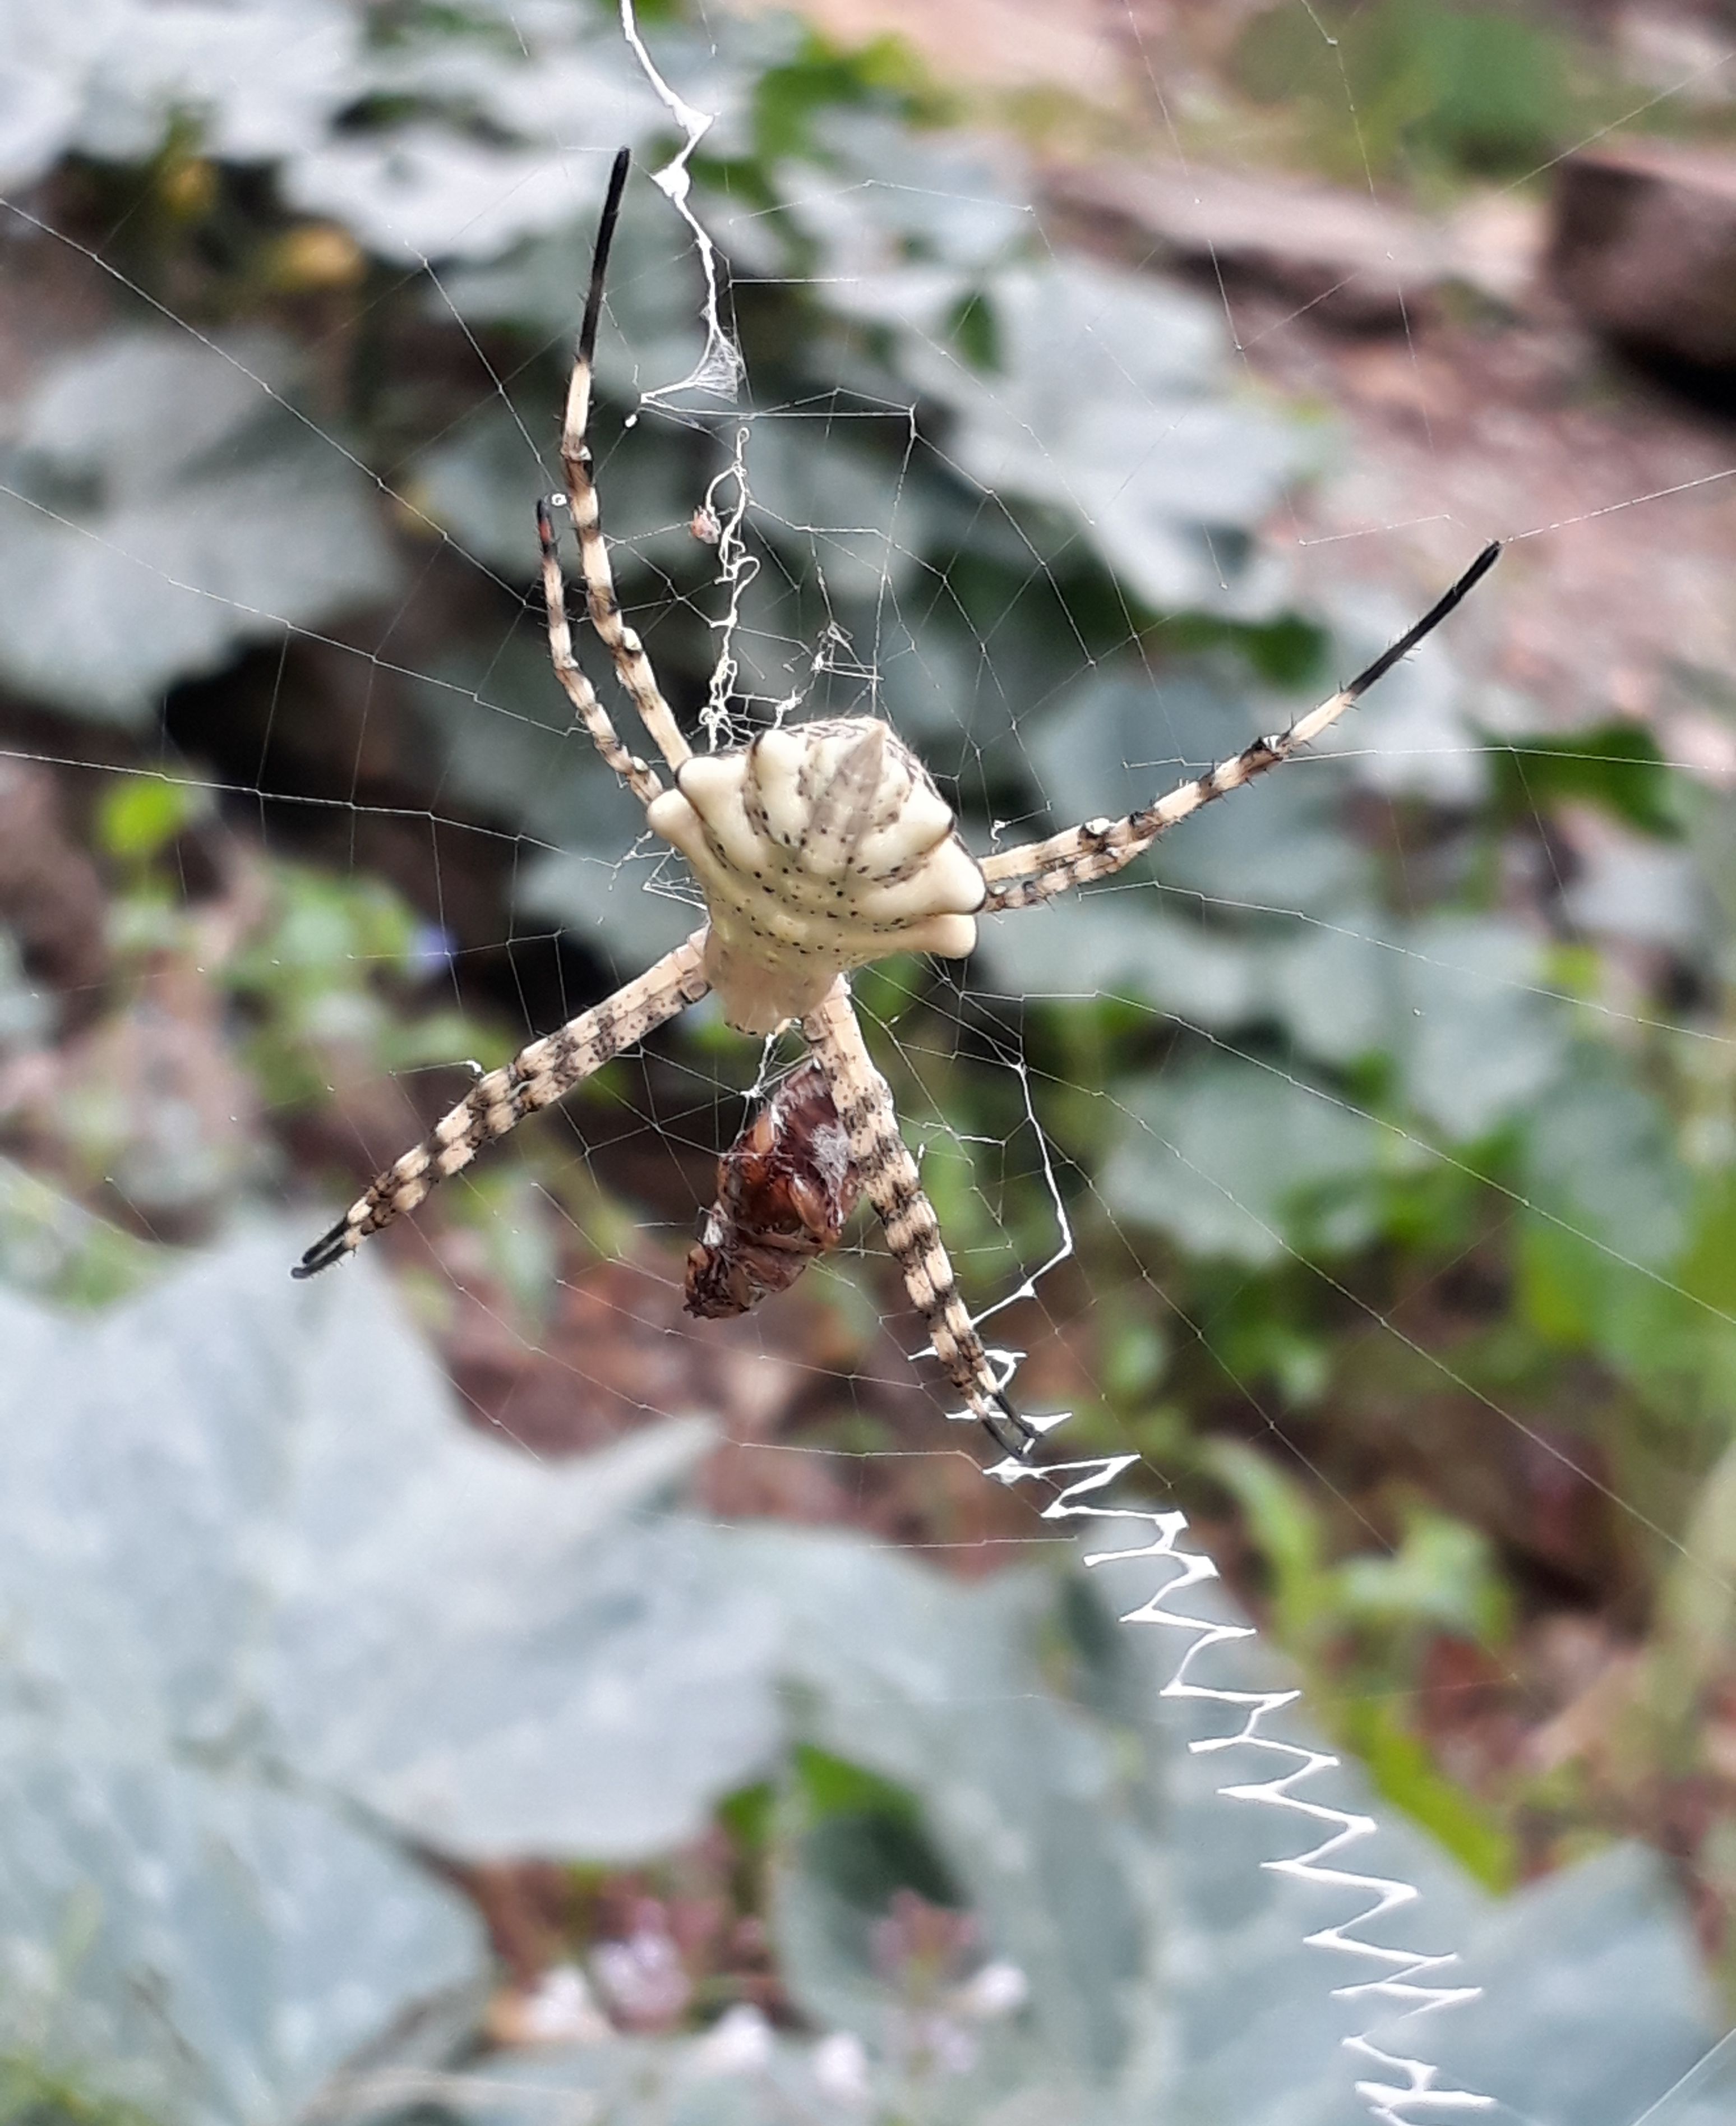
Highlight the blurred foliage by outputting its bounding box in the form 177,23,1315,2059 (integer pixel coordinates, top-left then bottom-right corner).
219,861,494,1109
1490,727,1686,842
0,1237,1720,2124
1230,0,1594,189
1222,0,1736,195
1,0,1735,2112
1206,1438,1520,1888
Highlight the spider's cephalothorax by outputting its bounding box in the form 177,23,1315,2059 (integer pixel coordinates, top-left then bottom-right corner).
647,717,985,1035
294,146,1499,1466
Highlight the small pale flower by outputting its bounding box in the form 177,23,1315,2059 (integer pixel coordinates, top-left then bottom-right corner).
690,2003,774,2077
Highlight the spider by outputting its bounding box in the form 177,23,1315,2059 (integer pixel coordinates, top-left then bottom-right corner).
294,149,1499,1461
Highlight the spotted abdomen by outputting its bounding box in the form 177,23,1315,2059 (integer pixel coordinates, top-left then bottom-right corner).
646,717,985,1034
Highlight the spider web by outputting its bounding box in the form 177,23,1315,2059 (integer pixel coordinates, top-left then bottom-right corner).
0,1,1733,2122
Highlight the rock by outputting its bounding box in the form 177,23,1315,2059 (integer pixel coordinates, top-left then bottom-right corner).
1046,159,1544,327
1550,138,1736,373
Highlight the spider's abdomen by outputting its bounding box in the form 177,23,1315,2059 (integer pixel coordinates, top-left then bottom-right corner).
645,717,984,1034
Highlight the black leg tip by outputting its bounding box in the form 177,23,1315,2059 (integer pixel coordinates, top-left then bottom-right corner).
292,1224,351,1280
580,149,634,364
984,1391,1039,1460
1345,539,1503,700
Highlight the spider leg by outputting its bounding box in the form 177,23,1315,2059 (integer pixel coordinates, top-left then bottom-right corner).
559,147,694,780
538,495,663,807
802,978,1038,1461
293,930,710,1278
979,541,1500,913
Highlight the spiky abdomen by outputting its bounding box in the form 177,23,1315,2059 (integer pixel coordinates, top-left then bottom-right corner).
645,717,985,1035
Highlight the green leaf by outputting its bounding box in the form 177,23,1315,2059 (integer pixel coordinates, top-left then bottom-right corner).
1201,1440,1332,1650
406,630,703,973
1492,725,1682,838
1561,833,1706,951
95,775,207,863
1361,1845,1717,2125
976,895,1260,1028
1333,1505,1513,1646
775,112,1031,291
907,259,1309,616
1341,1699,1517,1892
279,8,665,267
0,0,362,186
751,31,930,164
1522,1044,1690,1273
1103,1055,1384,1265
1397,915,1569,1142
440,174,707,349
0,1735,483,2126
437,2024,881,2126
0,334,396,721
1629,2028,1736,2126
1232,0,1580,182
1267,912,1398,1064
739,1530,1153,2088
286,130,596,265
744,419,932,605
0,1233,782,1862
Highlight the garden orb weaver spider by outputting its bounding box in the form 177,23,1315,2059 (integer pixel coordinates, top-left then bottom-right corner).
294,149,1499,1461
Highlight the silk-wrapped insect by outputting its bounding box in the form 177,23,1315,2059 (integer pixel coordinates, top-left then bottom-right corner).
684,1062,861,1320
